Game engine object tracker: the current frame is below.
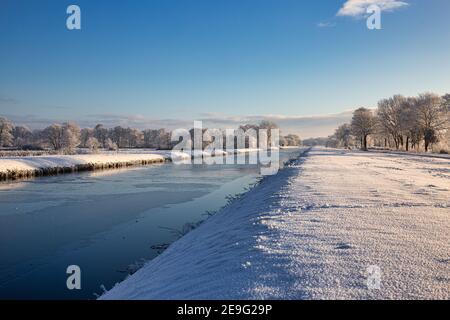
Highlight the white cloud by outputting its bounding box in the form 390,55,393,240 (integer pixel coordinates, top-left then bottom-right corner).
337,0,409,18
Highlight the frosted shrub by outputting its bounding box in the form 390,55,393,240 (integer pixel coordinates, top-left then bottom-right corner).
86,137,100,153
105,138,118,151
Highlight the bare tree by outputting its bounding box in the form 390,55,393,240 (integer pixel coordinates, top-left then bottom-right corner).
351,108,376,151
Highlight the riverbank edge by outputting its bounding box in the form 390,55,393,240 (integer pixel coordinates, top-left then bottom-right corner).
0,155,167,181
100,147,311,300
0,148,294,181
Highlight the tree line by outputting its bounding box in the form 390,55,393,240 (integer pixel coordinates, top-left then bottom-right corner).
326,92,450,153
0,118,301,153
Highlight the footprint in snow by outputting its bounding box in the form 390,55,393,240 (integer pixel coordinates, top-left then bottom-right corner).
335,243,352,250
436,258,450,264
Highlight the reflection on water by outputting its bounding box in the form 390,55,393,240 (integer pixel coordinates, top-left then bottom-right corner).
0,151,300,299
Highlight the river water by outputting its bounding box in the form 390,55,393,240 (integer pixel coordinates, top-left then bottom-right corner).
0,150,300,299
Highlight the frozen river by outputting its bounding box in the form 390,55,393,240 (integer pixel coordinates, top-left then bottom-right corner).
0,150,300,299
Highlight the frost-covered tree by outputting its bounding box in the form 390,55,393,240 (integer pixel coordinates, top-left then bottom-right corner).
43,122,80,152
93,124,109,148
334,124,352,148
0,117,14,147
12,125,32,148
283,134,301,147
377,95,407,149
43,124,64,150
86,137,100,153
110,126,128,148
105,138,118,151
399,97,420,151
351,108,376,151
442,94,450,112
126,128,143,148
61,122,81,152
79,128,93,148
415,93,447,152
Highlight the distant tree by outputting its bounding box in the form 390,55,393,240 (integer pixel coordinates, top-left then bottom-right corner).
30,129,46,149
93,124,109,148
398,97,420,151
110,126,136,148
12,125,32,148
258,121,279,147
351,108,376,151
326,135,340,148
126,128,143,148
43,122,80,152
302,137,329,147
142,129,157,148
156,129,171,149
61,122,81,152
86,137,100,153
377,95,407,149
0,117,14,147
442,94,450,112
79,128,93,148
334,124,352,148
283,134,301,146
105,138,118,151
415,93,447,152
43,124,64,150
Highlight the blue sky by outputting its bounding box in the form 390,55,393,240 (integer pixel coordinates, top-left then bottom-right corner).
1,0,449,137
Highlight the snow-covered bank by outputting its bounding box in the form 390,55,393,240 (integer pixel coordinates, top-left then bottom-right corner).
0,154,166,180
0,148,276,180
101,147,449,300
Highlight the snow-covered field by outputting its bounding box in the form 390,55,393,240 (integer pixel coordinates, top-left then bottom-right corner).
101,147,450,300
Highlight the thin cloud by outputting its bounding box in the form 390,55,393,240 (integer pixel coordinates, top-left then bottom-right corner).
4,111,354,139
337,0,409,18
0,95,19,104
317,21,336,28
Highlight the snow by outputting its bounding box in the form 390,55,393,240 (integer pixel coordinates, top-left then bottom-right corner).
101,147,449,300
0,148,270,179
0,153,166,176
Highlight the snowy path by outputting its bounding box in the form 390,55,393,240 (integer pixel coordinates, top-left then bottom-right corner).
102,148,450,300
